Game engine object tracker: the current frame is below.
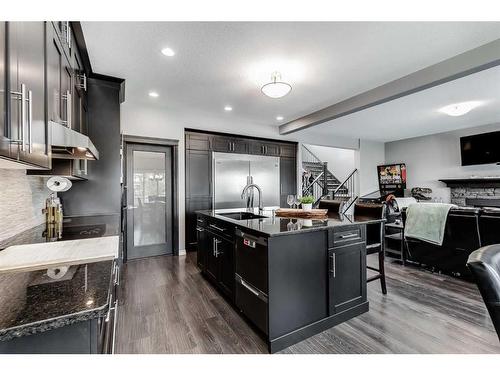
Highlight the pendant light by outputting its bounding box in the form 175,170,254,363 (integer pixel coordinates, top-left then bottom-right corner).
261,71,292,98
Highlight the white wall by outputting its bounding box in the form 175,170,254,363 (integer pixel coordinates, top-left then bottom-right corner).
121,102,362,252
355,140,386,197
385,123,500,203
304,144,356,181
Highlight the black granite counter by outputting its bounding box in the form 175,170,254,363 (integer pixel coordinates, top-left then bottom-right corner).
0,214,120,250
0,214,120,342
197,208,383,237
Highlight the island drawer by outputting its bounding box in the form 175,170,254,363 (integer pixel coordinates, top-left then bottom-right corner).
196,214,207,228
206,217,234,239
329,225,364,248
235,274,268,335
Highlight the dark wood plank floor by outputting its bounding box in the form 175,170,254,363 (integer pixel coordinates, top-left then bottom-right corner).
115,252,500,354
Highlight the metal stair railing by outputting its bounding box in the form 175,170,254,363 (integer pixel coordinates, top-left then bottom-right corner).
332,169,358,214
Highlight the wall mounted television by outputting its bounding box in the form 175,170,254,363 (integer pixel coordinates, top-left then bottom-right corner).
460,131,500,166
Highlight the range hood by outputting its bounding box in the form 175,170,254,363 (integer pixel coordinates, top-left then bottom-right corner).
50,121,99,160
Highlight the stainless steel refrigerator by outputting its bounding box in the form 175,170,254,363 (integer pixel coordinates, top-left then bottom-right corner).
213,152,280,209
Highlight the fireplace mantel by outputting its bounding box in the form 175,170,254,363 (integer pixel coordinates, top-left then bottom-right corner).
439,178,500,188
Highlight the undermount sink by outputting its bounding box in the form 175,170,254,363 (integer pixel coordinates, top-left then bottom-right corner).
217,211,268,220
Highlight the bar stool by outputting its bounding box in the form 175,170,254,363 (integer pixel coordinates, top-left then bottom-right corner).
354,202,387,294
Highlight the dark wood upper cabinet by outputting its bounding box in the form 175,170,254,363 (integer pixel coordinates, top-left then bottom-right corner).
46,25,63,126
212,135,248,154
186,132,211,151
249,140,280,156
7,22,49,169
280,144,296,158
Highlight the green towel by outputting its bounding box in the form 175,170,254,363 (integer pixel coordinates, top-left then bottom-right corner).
404,203,456,246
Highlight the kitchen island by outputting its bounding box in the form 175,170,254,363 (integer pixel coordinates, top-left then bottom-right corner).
196,208,383,353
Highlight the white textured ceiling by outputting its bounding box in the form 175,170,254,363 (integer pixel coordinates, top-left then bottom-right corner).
81,22,500,141
298,65,500,142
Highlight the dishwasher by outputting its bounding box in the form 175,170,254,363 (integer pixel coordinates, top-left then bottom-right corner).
234,229,269,334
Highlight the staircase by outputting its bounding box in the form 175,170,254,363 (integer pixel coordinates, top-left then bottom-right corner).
301,145,350,205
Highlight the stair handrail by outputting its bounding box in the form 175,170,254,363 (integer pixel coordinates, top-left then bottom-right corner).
333,169,358,196
301,144,324,165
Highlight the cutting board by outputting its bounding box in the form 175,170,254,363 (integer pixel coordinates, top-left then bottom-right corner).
0,236,119,274
275,208,328,219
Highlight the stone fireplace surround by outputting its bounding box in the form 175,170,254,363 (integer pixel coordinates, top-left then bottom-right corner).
439,178,500,207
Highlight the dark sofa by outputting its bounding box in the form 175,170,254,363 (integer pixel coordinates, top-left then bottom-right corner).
404,207,500,277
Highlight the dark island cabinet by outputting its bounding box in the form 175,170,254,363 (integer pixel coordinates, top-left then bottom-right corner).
328,242,367,314
197,220,235,300
196,211,370,353
5,22,50,169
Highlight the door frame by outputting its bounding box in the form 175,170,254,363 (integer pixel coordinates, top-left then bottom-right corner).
122,135,179,260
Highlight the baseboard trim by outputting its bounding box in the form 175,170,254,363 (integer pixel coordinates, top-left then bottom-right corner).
178,249,187,256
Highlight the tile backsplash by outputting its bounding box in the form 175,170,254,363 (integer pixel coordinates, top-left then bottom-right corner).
0,170,51,242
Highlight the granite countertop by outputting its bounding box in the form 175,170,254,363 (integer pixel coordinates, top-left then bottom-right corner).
197,208,384,237
0,214,120,341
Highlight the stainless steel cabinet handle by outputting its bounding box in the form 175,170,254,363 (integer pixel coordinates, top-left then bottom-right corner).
330,253,336,278
62,90,72,128
209,224,226,232
214,238,222,257
241,279,260,296
196,227,204,232
9,89,23,146
111,300,118,354
20,84,26,151
114,264,120,286
66,22,72,49
28,90,32,153
67,91,72,129
197,218,204,223
340,233,358,239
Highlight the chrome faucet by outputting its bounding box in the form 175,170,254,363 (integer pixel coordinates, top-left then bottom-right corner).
241,183,263,212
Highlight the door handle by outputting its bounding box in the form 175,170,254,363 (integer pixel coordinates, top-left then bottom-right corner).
127,205,137,210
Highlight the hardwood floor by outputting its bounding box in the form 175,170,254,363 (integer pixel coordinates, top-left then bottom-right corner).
115,252,500,354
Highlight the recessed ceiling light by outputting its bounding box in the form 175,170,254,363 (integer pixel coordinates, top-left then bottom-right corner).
161,47,175,57
276,116,284,121
261,71,292,99
149,91,159,98
439,101,482,117
224,106,233,112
